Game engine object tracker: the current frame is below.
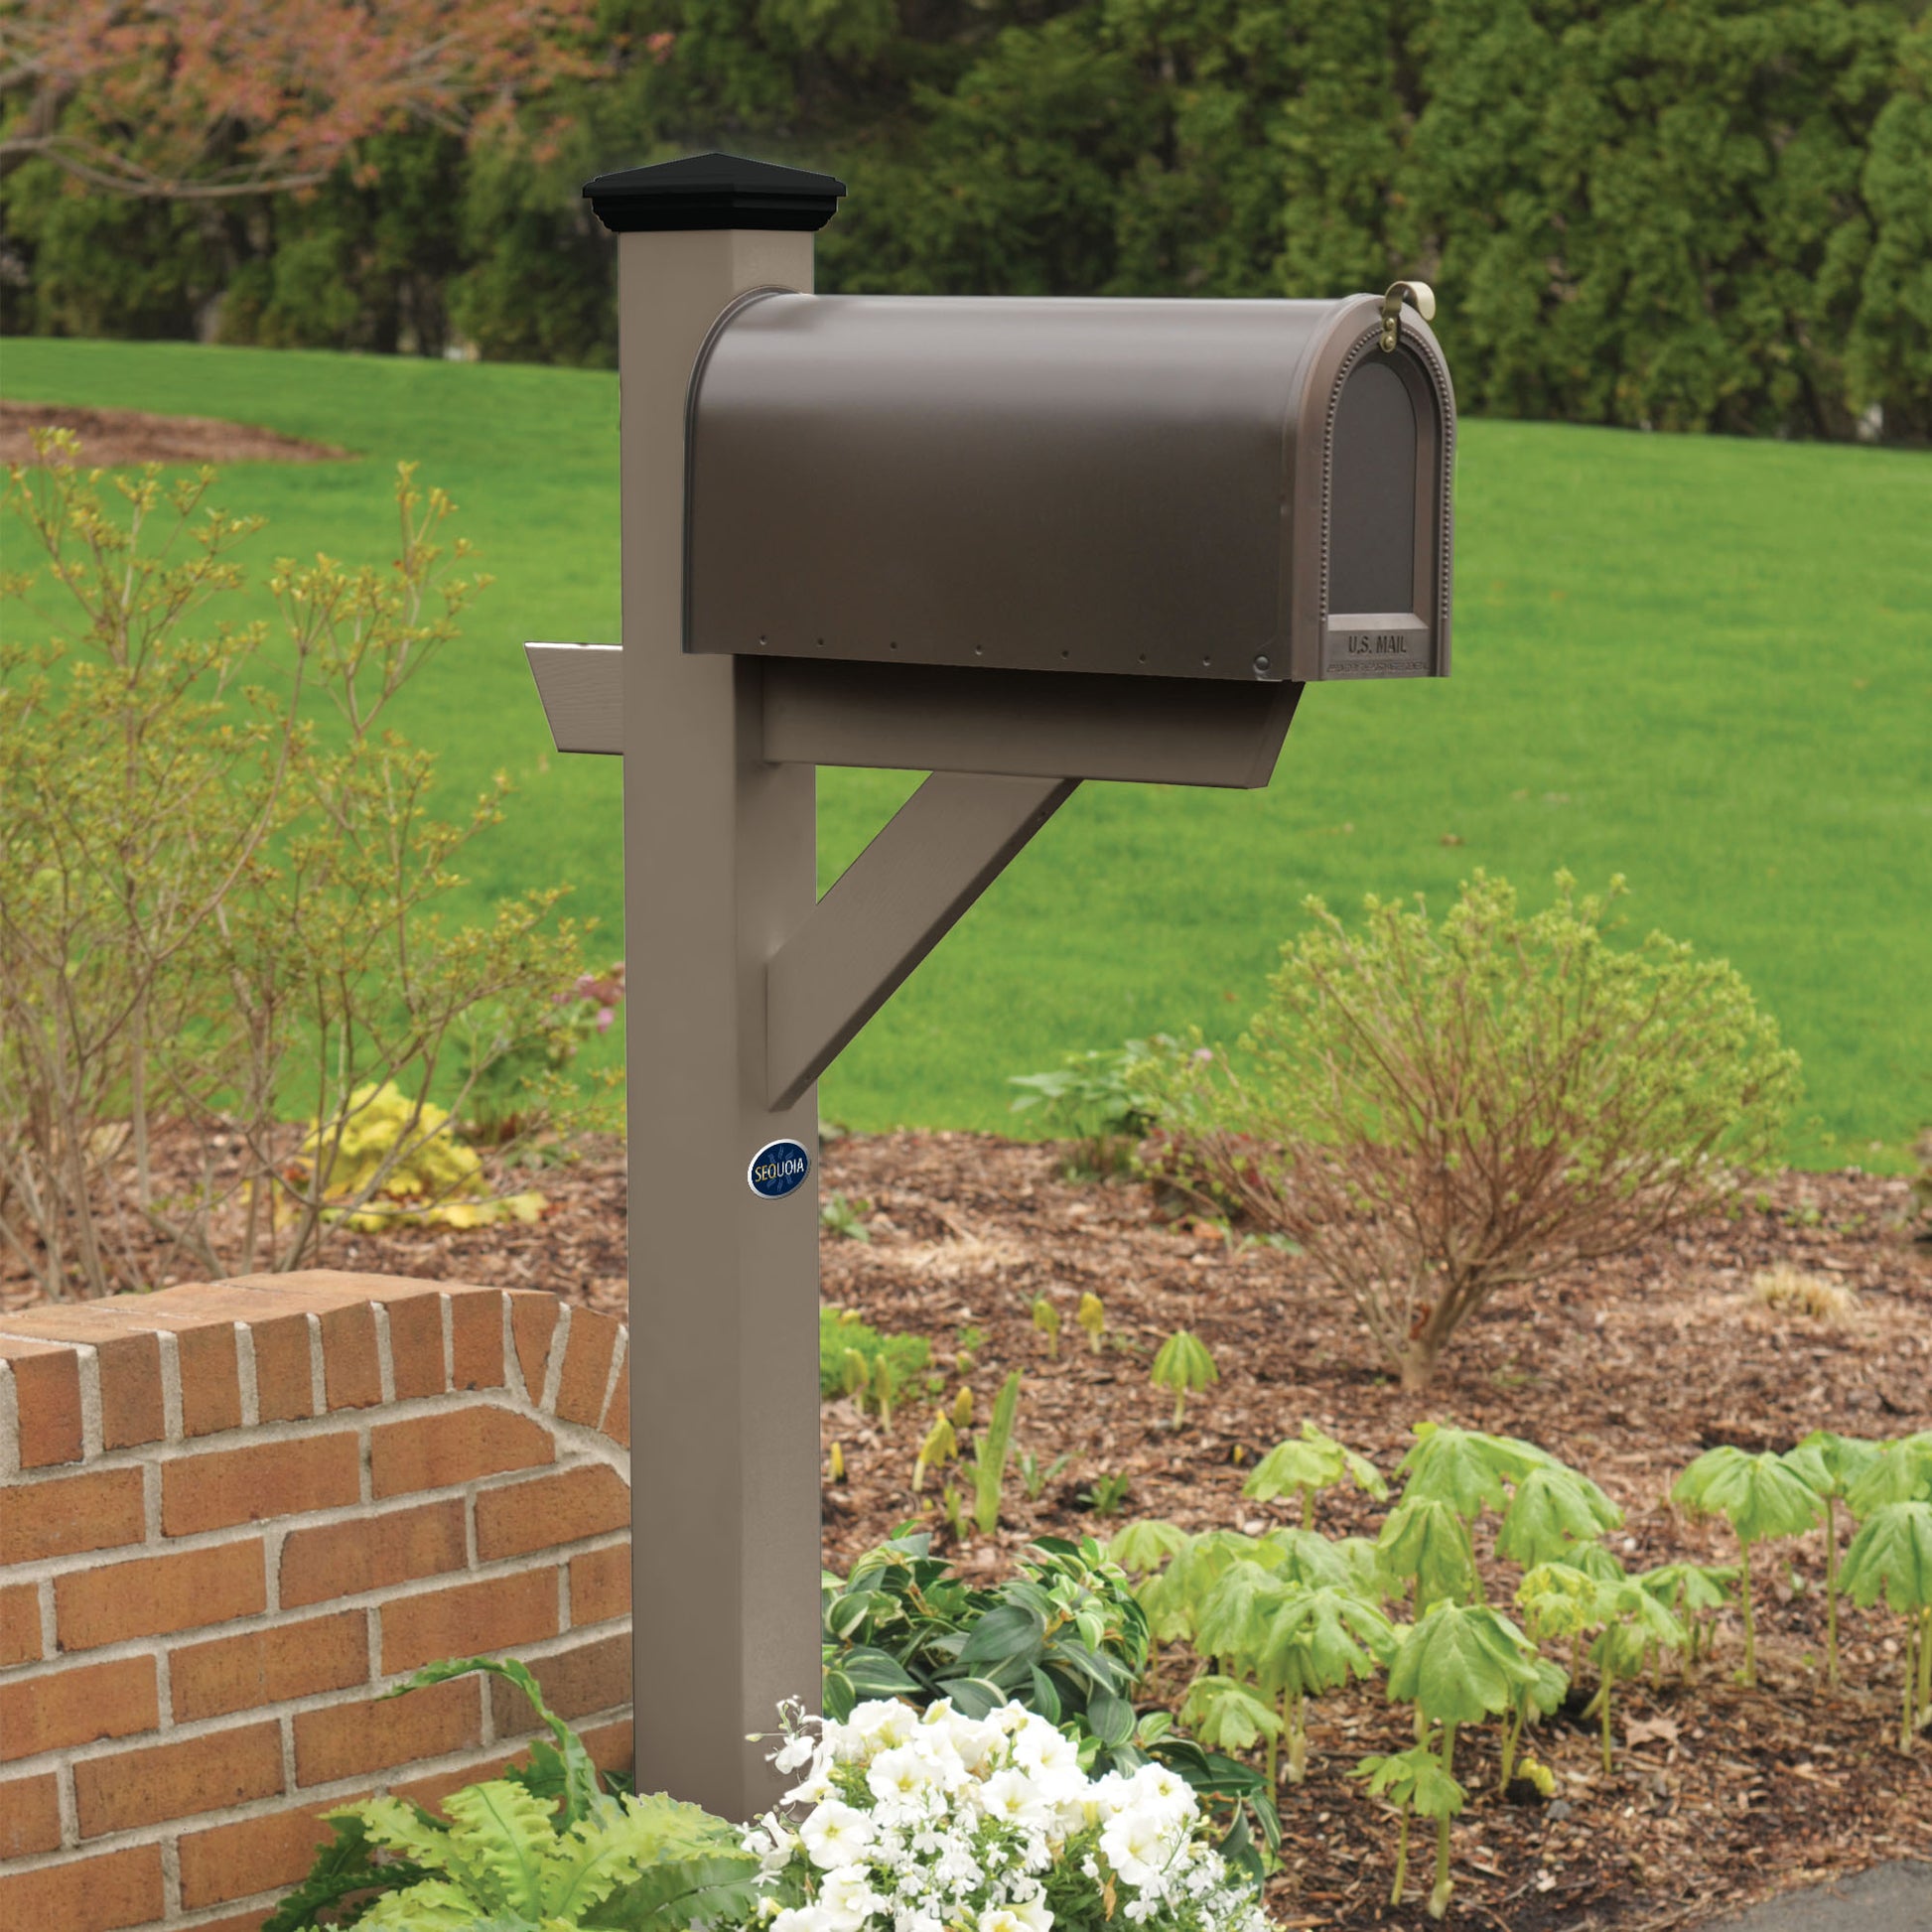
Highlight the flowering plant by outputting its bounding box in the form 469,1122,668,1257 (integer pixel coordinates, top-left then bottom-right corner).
739,1697,1271,1932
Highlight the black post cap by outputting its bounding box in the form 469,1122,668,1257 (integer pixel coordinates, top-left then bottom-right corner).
584,152,846,234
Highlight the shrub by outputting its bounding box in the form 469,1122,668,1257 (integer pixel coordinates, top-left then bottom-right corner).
1009,1035,1179,1175
0,437,587,1296
1144,874,1800,1390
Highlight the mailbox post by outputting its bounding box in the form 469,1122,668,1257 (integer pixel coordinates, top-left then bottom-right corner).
524,151,1454,1820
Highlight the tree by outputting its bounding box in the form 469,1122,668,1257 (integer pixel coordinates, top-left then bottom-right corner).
0,0,595,202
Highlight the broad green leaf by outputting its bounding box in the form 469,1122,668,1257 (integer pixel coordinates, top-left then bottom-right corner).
1242,1422,1384,1507
1495,1465,1623,1566
1839,1501,1932,1614
1179,1675,1283,1751
1637,1563,1736,1618
1672,1447,1821,1546
1151,1329,1218,1394
1386,1601,1540,1727
955,1600,1045,1669
1106,1520,1193,1576
1515,1562,1604,1643
1781,1431,1884,1502
1399,1423,1555,1520
1258,1527,1354,1590
1193,1560,1282,1671
1252,1586,1396,1698
441,1781,559,1916
1353,1744,1465,1820
1376,1497,1479,1608
1845,1436,1932,1518
1086,1688,1137,1747
358,1878,490,1930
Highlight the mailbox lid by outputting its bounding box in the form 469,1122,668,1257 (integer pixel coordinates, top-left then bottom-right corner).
684,292,1451,683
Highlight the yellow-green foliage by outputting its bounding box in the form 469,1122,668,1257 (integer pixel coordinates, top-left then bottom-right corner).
302,1081,544,1231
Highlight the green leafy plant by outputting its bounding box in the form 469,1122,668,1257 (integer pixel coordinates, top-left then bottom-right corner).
912,1414,957,1492
817,1307,928,1407
267,1657,755,1932
820,1190,873,1241
1839,1501,1932,1751
1020,1448,1071,1501
1635,1563,1737,1678
1031,1296,1061,1358
1086,1469,1134,1518
1008,1035,1174,1174
1781,1431,1884,1686
1243,1421,1388,1529
1382,1599,1545,1919
1672,1447,1822,1686
1077,1291,1107,1353
968,1370,1022,1536
1151,1328,1218,1427
1140,873,1800,1389
1353,1744,1465,1915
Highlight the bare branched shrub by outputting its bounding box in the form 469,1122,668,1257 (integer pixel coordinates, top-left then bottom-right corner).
1143,874,1801,1392
0,434,589,1298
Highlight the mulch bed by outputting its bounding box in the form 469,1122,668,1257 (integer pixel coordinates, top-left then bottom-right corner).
7,1129,1928,1927
0,398,350,467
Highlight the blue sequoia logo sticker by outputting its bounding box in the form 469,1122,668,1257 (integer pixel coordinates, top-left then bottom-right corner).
747,1139,811,1199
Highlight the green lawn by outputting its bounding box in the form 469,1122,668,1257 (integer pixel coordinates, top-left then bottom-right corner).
4,337,1928,1169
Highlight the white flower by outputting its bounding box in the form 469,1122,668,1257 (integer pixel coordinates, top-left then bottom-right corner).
800,1800,876,1870
772,1909,839,1932
774,1731,819,1774
868,1745,945,1810
1124,1762,1193,1824
1011,1892,1053,1932
851,1699,922,1754
820,1863,889,1930
1012,1722,1081,1792
1100,1807,1181,1889
977,1769,1053,1833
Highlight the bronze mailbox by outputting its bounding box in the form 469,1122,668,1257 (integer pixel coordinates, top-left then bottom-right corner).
684,290,1453,685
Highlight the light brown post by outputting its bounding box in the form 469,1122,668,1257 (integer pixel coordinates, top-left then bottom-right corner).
617,216,819,1817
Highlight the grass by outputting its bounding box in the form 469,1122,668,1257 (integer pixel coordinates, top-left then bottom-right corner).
4,337,1928,1170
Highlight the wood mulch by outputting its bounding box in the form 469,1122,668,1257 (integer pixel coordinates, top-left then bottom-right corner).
7,1129,1928,1927
0,398,350,467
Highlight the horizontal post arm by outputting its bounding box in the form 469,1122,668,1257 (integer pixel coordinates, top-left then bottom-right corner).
526,641,622,754
765,771,1077,1110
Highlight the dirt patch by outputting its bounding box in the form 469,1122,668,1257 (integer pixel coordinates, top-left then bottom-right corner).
1,398,351,468
5,1130,1928,1927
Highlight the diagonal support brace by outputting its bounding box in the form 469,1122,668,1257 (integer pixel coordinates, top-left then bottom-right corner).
766,771,1077,1110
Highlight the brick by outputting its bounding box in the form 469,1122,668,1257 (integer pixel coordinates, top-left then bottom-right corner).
570,1544,631,1626
477,1463,628,1562
0,1313,165,1450
0,1337,83,1467
581,1716,635,1780
74,1720,282,1836
601,1345,630,1449
369,1404,552,1498
382,1290,447,1400
171,1608,368,1722
489,1632,629,1734
381,1567,558,1674
0,1770,62,1857
280,1496,467,1608
509,1291,559,1402
319,1302,383,1410
0,1655,157,1762
294,1674,480,1785
1,1583,43,1666
248,1310,319,1423
554,1310,619,1426
0,1465,144,1565
450,1288,506,1389
57,1538,264,1650
162,1431,359,1536
0,1843,163,1932
179,1802,340,1908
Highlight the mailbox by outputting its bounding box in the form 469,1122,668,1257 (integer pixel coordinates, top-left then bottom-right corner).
685,291,1453,685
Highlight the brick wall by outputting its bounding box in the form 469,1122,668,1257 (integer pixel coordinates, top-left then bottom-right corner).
0,1272,632,1932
